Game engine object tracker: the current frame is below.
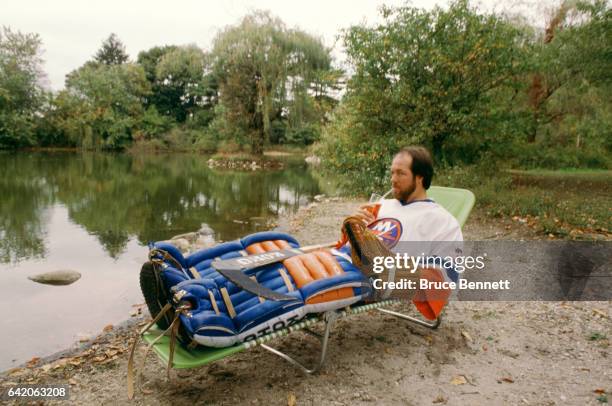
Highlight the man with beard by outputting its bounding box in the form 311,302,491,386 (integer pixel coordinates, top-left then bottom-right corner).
349,146,463,320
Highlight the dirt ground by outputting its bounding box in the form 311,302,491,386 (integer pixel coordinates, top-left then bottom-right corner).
1,198,610,405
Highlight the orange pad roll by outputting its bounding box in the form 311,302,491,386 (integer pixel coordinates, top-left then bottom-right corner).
261,240,281,252
284,256,314,288
300,253,329,280
274,240,291,249
246,243,266,255
306,287,354,305
312,250,344,276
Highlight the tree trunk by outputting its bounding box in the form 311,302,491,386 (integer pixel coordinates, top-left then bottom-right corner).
526,3,571,143
254,78,269,156
262,88,271,146
252,130,264,155
432,133,446,162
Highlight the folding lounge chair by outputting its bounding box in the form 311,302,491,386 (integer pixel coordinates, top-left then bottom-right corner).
139,186,475,375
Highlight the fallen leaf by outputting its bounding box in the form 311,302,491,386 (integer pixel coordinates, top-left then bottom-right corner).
75,350,88,358
141,388,153,395
105,350,118,358
461,331,472,342
451,375,467,385
433,395,447,404
26,357,40,368
103,324,114,332
101,355,119,364
498,377,514,383
288,392,297,406
93,356,106,362
592,309,608,318
69,379,78,386
41,364,52,373
7,368,24,376
594,389,606,394
52,358,68,370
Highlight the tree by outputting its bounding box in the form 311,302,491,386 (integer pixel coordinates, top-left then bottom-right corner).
211,11,337,154
137,45,218,123
94,33,129,65
0,27,46,148
156,45,216,122
60,62,150,149
137,45,178,117
319,0,530,188
527,0,611,149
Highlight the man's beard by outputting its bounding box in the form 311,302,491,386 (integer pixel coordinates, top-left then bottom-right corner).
393,179,416,202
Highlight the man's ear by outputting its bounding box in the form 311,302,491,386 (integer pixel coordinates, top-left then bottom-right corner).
415,174,424,188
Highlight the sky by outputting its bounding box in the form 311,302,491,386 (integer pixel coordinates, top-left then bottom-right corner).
3,0,548,91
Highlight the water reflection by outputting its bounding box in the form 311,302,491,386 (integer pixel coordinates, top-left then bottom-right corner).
0,152,322,263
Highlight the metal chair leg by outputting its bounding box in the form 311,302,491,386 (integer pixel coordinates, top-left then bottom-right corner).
260,311,339,374
377,308,441,329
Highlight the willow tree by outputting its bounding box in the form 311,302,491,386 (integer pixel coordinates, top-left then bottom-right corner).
211,11,336,154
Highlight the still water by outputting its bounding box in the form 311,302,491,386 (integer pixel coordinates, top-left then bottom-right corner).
0,152,328,370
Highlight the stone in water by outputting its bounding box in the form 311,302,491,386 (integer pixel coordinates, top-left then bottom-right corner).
28,270,82,286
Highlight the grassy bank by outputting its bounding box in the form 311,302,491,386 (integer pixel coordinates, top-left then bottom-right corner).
436,167,610,239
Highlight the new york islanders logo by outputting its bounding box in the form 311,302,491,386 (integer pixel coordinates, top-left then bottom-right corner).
368,218,402,248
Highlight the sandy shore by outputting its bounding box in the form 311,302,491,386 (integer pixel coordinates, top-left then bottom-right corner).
1,197,610,405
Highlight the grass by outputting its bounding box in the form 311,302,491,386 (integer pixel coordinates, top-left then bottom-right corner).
436,166,611,239
508,168,612,179
588,332,608,341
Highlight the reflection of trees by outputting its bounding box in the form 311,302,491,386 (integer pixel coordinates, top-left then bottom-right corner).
0,153,53,263
0,152,322,261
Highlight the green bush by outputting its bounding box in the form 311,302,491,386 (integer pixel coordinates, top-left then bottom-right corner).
513,144,611,170
217,140,242,153
269,120,287,144
193,131,218,153
128,138,168,152
285,124,320,145
139,106,175,139
162,128,196,151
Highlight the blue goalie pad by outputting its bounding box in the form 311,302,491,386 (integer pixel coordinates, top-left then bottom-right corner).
143,231,370,348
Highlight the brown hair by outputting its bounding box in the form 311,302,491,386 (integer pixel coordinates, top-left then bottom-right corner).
396,146,434,189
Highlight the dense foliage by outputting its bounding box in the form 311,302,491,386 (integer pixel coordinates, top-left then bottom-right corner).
1,16,338,153
0,27,46,148
317,0,610,192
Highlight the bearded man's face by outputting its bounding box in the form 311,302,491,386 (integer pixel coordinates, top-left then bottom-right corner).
391,153,417,201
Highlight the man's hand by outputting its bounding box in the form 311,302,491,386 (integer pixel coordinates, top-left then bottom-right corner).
353,204,377,225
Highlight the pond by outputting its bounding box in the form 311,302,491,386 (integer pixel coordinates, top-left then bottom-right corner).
0,152,330,371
